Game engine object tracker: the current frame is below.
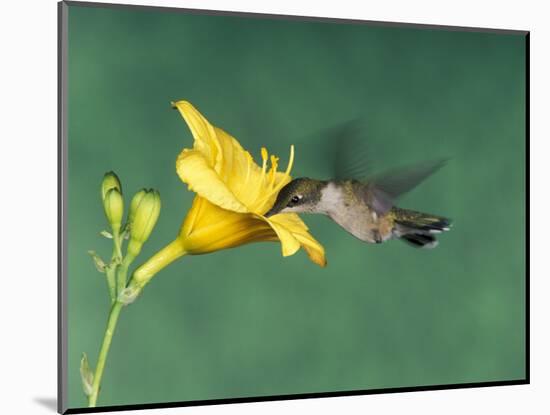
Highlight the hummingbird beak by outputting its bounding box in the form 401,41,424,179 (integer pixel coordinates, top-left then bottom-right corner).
264,206,280,218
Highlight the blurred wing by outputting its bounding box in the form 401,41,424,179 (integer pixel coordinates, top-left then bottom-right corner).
305,119,448,214
361,158,449,215
327,119,374,180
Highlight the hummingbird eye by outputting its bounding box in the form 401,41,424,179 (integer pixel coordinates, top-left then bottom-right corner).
288,195,302,207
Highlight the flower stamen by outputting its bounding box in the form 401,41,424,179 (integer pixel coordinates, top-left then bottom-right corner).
269,155,279,187
254,145,295,213
259,147,269,193
261,147,268,174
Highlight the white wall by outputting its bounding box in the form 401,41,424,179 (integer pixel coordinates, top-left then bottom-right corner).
0,0,544,414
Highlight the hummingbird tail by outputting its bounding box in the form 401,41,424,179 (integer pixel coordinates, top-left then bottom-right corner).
392,208,452,249
400,233,439,248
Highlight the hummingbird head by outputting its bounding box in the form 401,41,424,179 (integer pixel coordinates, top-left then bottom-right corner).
265,178,327,217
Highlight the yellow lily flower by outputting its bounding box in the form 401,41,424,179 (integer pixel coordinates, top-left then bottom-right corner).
131,100,326,289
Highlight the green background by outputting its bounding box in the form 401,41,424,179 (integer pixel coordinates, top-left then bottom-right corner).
66,3,526,410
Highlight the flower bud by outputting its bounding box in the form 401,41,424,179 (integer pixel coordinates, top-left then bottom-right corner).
127,189,161,257
103,188,124,234
101,171,122,201
127,189,147,229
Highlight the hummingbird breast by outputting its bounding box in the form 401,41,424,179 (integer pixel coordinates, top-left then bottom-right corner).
319,181,395,244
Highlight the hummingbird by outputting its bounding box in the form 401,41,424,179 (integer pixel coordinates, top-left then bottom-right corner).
265,123,452,248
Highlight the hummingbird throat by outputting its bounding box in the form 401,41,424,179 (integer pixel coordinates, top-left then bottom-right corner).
318,182,347,215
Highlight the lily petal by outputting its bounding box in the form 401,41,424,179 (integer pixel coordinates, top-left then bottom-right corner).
293,232,327,267
172,100,221,168
269,213,327,267
261,215,301,257
176,149,248,213
173,100,292,215
172,99,327,267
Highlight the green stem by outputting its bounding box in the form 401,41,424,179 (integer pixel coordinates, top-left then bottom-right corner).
116,254,135,294
105,230,125,304
105,267,117,304
88,301,124,407
133,239,187,286
112,229,123,261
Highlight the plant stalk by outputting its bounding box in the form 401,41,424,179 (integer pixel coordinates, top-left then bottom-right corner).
88,301,124,407
116,255,132,294
104,267,117,304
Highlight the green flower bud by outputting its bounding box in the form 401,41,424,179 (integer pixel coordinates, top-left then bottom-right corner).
103,188,124,234
127,189,161,257
127,189,147,228
101,171,122,201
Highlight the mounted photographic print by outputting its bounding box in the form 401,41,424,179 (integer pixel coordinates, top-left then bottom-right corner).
58,1,529,413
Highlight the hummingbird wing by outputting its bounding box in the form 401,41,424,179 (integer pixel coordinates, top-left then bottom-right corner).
360,159,449,215
314,120,448,214
328,119,375,181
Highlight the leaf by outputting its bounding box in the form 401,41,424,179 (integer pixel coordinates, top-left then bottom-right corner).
87,251,106,273
80,353,94,397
